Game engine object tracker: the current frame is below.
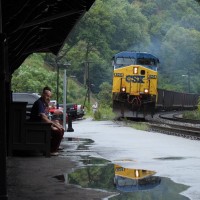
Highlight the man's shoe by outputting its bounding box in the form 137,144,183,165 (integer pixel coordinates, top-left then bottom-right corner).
50,152,59,156
58,146,64,151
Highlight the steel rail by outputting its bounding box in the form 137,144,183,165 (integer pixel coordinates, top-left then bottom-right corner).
148,122,200,140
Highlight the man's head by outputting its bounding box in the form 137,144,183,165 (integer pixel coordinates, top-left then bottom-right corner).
41,86,52,104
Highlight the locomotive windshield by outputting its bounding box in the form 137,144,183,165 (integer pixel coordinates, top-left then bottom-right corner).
113,51,159,71
137,57,158,71
137,58,157,66
115,57,135,68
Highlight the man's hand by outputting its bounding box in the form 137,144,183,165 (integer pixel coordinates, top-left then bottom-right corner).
40,113,64,131
52,122,64,131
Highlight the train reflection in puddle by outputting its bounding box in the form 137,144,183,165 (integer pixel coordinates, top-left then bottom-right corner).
53,156,189,199
114,164,161,192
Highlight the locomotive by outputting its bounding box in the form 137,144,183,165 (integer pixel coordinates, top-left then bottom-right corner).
112,51,159,118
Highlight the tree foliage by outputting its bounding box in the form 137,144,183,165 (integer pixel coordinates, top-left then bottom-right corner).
11,54,87,104
97,82,112,106
12,54,57,96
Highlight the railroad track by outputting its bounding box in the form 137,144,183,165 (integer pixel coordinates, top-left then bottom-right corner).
115,112,200,140
148,122,200,140
147,113,200,140
159,113,200,124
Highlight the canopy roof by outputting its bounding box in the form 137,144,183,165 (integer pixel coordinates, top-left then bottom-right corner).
1,0,95,73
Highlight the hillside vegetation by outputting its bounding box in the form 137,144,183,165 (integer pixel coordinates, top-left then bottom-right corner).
12,53,90,105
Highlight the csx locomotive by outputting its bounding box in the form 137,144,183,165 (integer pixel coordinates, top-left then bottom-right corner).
112,51,159,118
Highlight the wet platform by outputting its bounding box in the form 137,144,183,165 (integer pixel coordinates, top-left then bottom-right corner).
7,150,114,200
7,135,190,200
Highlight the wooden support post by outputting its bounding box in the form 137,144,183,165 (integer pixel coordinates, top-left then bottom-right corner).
0,33,8,200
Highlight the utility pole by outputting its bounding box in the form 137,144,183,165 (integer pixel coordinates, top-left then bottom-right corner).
59,63,71,131
56,59,60,108
83,61,93,105
182,71,191,93
63,69,67,131
188,71,191,93
87,61,90,104
55,56,63,108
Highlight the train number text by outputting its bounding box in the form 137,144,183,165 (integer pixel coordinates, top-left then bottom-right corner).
114,73,124,77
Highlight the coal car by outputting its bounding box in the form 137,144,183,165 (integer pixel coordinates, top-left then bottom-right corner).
156,89,199,111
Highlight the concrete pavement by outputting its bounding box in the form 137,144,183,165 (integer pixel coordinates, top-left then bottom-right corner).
6,137,114,200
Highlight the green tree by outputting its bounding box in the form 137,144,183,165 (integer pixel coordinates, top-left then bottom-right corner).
97,82,112,106
61,0,150,93
159,26,200,92
107,0,150,51
12,54,58,97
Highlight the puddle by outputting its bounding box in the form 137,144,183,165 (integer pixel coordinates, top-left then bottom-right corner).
64,137,94,144
62,137,94,151
77,139,94,151
113,159,135,162
79,156,110,166
53,156,190,200
155,157,186,160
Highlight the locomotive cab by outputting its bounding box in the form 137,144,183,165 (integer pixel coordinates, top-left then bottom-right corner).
112,51,159,118
112,52,159,70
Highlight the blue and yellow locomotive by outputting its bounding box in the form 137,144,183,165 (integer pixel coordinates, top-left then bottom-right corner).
112,51,159,118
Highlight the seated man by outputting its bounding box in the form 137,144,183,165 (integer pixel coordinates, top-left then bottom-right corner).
30,86,64,156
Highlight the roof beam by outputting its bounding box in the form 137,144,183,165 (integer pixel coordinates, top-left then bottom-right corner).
19,9,84,30
0,0,2,33
22,41,63,55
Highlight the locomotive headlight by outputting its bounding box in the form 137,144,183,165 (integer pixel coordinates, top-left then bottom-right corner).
133,67,138,74
121,87,126,92
135,170,139,178
144,89,149,93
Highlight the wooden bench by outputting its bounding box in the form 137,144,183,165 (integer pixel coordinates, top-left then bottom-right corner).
8,102,52,157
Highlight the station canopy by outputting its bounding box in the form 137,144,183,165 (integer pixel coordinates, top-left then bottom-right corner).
1,0,95,73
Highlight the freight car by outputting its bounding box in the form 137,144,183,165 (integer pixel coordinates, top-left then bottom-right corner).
156,89,199,111
112,51,159,118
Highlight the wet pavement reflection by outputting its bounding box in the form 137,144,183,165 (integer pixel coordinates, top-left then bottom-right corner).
55,138,190,199
114,165,160,192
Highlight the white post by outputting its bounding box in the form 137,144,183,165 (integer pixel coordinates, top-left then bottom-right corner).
63,69,67,131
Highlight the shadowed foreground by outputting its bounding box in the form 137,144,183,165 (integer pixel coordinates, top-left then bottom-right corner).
7,155,114,200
